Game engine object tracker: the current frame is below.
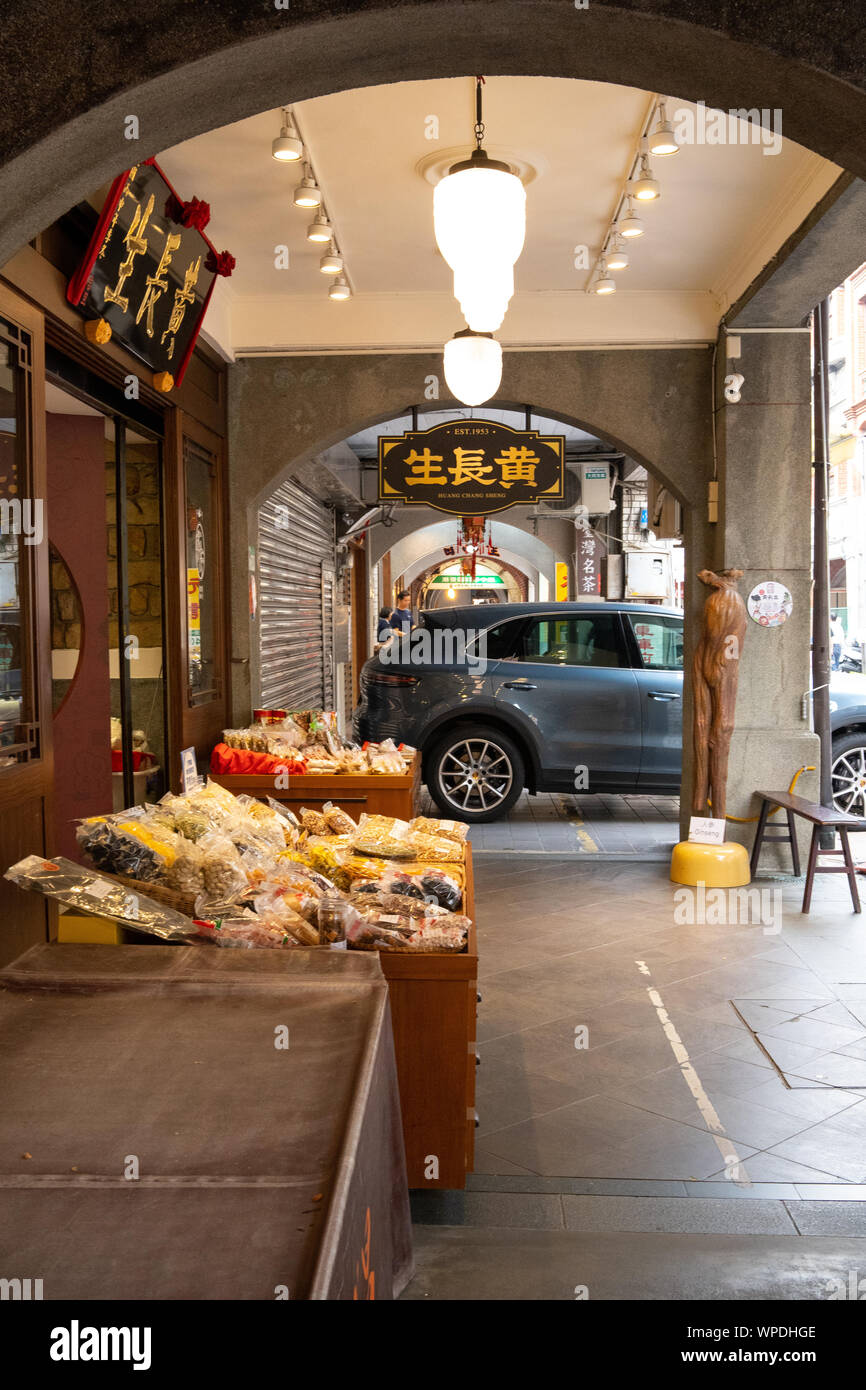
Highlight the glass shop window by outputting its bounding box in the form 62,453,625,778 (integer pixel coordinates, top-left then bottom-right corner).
183,436,219,703
627,613,684,670
0,320,40,765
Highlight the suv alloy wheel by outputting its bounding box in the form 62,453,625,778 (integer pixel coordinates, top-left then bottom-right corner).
831,733,866,819
427,725,525,823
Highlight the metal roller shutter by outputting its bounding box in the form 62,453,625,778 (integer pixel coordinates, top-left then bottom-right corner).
258,480,336,709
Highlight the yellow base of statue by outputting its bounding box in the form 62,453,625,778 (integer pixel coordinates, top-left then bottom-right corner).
670,839,751,888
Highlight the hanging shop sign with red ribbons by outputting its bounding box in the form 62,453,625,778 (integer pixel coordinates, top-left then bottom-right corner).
66,160,235,391
378,418,565,516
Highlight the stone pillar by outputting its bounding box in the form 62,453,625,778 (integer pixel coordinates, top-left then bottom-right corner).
715,329,820,866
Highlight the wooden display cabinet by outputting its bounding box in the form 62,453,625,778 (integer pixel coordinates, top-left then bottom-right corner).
211,753,422,822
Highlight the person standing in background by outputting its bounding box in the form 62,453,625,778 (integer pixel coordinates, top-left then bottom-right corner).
830,611,844,670
390,589,412,635
376,605,393,643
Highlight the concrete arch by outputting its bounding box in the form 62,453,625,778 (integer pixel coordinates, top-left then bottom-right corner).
378,519,560,586
233,352,709,710
403,548,537,597
1,1,865,265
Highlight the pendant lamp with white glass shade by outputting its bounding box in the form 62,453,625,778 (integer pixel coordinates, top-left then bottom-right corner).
444,328,502,407
453,262,514,333
434,77,526,330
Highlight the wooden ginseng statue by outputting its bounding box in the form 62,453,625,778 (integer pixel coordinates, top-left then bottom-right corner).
670,566,752,887
692,567,748,821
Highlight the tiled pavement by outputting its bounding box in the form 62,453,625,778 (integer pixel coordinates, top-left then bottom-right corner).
419,788,681,858
404,851,866,1297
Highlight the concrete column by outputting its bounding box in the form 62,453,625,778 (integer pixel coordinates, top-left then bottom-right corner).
715,330,820,866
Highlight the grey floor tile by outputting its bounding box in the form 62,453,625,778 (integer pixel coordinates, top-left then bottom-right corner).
767,1123,866,1182
684,1181,802,1200
562,1194,797,1234
710,1152,850,1185
741,1076,864,1123
401,1227,866,1301
409,1190,565,1230
785,1202,866,1236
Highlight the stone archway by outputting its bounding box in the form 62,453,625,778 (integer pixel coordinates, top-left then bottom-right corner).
1,1,865,266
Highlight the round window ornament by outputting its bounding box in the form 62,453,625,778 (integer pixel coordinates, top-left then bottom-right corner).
747,581,792,627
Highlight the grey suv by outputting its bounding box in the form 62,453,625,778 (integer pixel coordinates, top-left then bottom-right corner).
353,602,866,823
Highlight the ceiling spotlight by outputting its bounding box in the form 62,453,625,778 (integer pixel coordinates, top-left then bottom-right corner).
443,328,502,406
632,143,660,201
606,235,629,271
328,275,352,301
307,213,333,243
649,101,680,156
320,245,344,275
293,168,322,207
620,196,644,238
272,108,303,162
594,258,616,295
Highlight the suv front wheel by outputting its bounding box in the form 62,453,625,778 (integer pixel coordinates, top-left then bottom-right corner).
831,733,866,819
427,724,524,823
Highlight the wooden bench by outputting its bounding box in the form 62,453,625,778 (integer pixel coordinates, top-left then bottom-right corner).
750,790,863,914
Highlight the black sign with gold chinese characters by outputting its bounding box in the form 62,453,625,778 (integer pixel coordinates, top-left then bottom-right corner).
67,160,235,391
378,419,565,516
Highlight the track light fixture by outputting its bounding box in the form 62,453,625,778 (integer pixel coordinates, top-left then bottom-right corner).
649,101,680,157
328,275,352,301
272,108,303,162
293,166,322,207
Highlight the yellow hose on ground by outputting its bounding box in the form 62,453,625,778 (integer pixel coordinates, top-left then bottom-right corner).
709,765,816,823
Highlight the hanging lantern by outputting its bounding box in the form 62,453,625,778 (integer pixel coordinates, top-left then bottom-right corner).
443,329,502,406
434,77,526,328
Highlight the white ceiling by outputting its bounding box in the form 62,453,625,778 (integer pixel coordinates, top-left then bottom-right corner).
157,76,841,355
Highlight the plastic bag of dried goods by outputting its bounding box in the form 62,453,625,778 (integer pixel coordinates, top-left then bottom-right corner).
409,816,469,844
194,916,295,949
417,868,463,912
197,831,250,901
349,868,427,901
4,856,198,940
164,844,206,896
322,801,357,835
403,832,464,863
299,806,329,835
348,888,450,920
248,889,321,946
75,815,182,881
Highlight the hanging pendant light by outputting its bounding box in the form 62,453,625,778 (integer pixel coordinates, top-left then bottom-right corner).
444,328,502,406
272,108,303,162
649,101,680,157
434,78,525,321
293,166,322,207
453,262,514,333
620,195,644,238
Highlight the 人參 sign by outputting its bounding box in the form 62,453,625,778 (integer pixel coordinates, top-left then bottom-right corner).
378,419,565,516
67,160,235,390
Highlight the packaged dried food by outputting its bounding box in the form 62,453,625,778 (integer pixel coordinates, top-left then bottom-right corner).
164,850,205,896
409,816,469,844
194,917,294,950
347,899,469,953
299,806,329,835
349,888,449,920
5,855,198,941
198,832,249,901
322,801,357,835
75,815,182,881
403,832,464,863
418,869,463,912
350,868,426,901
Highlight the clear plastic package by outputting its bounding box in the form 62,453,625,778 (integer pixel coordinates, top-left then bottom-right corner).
4,855,198,941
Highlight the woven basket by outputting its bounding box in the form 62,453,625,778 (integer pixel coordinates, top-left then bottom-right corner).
103,872,198,919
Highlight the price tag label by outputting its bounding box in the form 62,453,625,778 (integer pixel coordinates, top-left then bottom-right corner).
688,816,726,845
180,746,200,793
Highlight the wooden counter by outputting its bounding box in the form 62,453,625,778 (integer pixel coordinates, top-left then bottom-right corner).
377,844,477,1189
211,752,422,822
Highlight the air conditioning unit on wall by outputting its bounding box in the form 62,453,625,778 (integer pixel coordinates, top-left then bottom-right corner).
647,476,682,539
